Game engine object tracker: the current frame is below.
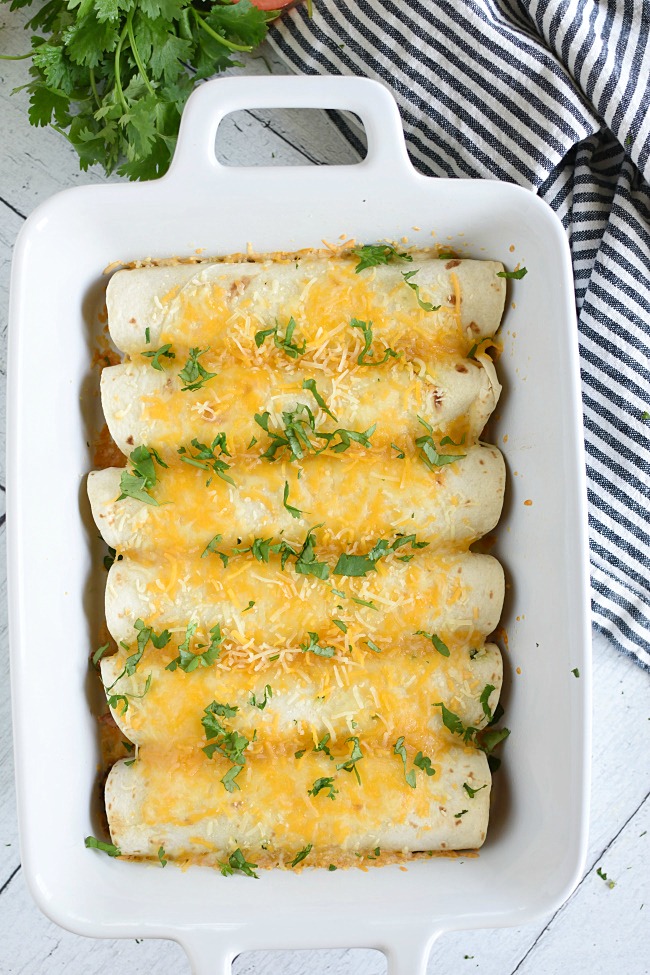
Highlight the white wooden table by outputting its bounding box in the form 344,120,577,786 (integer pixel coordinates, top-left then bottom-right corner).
1,11,648,972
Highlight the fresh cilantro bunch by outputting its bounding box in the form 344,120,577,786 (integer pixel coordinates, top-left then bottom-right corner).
3,0,280,179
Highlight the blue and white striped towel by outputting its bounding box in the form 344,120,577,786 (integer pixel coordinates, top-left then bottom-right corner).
270,0,650,670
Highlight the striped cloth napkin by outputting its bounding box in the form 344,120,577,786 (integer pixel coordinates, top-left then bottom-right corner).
269,0,650,670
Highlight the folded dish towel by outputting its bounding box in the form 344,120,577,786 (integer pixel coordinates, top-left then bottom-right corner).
270,0,650,671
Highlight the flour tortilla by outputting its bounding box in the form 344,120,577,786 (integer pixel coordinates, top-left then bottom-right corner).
105,550,504,651
106,257,506,354
101,640,502,747
101,354,500,461
87,444,505,557
105,746,492,860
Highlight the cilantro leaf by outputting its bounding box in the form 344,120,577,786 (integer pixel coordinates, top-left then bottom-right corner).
432,702,479,744
157,845,167,867
117,443,167,505
141,343,175,370
463,782,487,799
220,848,258,879
415,418,466,470
300,632,335,658
415,631,450,657
349,318,401,366
289,843,312,867
85,835,121,857
336,736,363,784
394,736,416,788
479,684,495,721
353,243,413,273
201,533,230,566
249,684,272,710
497,267,528,280
166,622,223,673
178,347,217,391
302,378,337,420
401,270,440,311
308,776,338,799
255,317,306,358
282,481,302,519
178,434,234,486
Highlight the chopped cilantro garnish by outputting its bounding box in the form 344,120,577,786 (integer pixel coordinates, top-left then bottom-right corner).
282,481,302,519
314,733,334,759
454,809,468,818
256,403,375,462
300,632,335,658
463,782,487,799
415,631,450,657
201,533,230,566
497,267,528,280
433,701,479,743
220,848,259,879
391,443,405,458
328,864,338,871
157,846,167,867
479,684,495,721
103,546,123,571
351,595,378,610
295,749,306,759
92,643,109,667
290,843,312,867
202,699,251,792
415,417,466,470
242,600,255,613
365,639,382,654
178,346,217,391
334,534,426,577
166,621,224,673
302,379,337,420
145,327,150,344
394,737,435,787
293,526,329,579
85,836,121,857
141,343,175,370
596,867,616,888
332,618,348,633
353,243,413,273
308,776,338,799
394,736,416,788
336,736,363,784
571,667,580,678
249,684,272,710
479,727,511,754
350,318,401,366
178,433,235,486
401,270,440,311
117,444,167,506
255,317,306,358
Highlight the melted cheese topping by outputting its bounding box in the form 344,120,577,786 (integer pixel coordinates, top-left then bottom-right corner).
93,250,506,867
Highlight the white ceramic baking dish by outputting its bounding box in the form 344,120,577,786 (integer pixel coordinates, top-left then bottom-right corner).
8,75,591,974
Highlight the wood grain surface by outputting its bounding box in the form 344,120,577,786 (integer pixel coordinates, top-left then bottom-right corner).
1,7,648,971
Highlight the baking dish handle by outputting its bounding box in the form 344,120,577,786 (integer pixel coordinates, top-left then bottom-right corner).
179,925,438,974
166,75,412,184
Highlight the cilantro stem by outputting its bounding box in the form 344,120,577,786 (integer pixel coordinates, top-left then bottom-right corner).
126,11,155,98
193,10,254,52
114,23,129,114
0,52,33,60
89,68,100,110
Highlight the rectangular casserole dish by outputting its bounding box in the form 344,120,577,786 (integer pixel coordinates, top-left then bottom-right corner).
7,75,591,974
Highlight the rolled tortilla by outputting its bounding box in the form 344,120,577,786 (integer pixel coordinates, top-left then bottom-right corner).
106,257,506,357
106,742,492,860
105,551,505,651
101,640,502,747
87,444,505,557
101,354,501,461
